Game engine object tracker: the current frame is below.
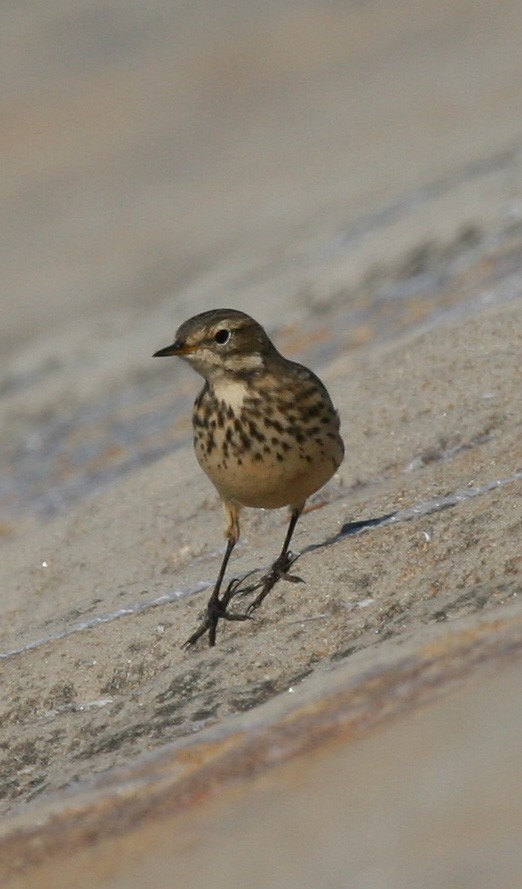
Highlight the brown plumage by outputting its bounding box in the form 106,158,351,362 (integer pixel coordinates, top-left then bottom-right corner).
154,309,344,646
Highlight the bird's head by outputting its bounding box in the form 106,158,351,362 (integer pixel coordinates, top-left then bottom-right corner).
153,309,276,381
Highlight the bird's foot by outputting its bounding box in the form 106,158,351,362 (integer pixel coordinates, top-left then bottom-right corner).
183,595,252,649
247,551,303,613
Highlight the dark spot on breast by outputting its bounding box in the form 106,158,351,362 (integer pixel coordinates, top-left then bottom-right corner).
254,452,263,462
245,396,263,411
248,422,266,442
265,418,284,433
276,452,284,462
302,403,323,420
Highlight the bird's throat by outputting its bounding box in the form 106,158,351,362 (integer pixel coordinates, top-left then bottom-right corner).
211,376,250,412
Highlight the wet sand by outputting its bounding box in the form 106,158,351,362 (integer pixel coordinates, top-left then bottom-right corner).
1,1,522,886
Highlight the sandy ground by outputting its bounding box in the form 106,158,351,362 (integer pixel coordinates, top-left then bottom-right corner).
1,1,522,886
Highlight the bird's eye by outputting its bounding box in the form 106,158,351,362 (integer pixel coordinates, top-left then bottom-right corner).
214,328,231,345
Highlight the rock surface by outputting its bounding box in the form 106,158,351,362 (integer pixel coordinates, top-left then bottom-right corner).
1,1,522,886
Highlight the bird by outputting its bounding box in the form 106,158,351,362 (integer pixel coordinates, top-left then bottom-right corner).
153,309,344,647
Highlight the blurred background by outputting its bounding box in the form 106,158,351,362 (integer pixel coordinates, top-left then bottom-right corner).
2,0,522,524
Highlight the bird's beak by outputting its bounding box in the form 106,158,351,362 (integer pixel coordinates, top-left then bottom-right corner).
153,341,198,358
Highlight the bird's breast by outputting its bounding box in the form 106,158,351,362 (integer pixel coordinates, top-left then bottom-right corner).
192,378,343,510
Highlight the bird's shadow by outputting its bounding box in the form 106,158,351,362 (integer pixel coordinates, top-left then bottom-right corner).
305,511,397,554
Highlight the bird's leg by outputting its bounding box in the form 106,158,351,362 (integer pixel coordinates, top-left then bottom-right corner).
248,506,304,613
183,501,251,648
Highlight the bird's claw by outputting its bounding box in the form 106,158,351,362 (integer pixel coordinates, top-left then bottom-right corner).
183,597,252,649
246,551,304,613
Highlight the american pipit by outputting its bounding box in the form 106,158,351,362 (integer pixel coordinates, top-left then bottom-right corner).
154,309,344,647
